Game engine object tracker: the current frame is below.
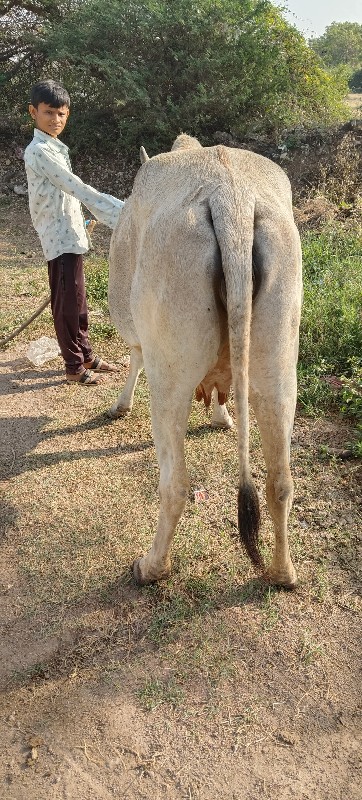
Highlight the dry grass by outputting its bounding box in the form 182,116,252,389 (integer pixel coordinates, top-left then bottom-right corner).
345,93,362,117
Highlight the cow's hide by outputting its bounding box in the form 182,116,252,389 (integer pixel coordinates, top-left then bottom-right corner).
108,134,302,588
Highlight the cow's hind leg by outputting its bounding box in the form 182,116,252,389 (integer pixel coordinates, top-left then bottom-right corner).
249,219,301,588
133,383,192,585
108,346,143,418
210,388,233,429
250,384,297,589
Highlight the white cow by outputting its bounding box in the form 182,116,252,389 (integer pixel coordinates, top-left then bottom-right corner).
108,134,302,588
108,354,233,429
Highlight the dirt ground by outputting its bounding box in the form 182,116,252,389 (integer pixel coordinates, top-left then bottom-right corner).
0,192,361,800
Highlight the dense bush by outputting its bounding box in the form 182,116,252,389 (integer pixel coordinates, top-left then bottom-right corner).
1,0,348,153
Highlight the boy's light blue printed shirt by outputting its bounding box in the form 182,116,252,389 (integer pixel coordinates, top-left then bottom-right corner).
24,129,124,261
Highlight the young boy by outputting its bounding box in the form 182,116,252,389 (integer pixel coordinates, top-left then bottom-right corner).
24,79,125,384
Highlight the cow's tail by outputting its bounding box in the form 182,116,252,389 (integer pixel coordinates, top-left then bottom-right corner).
208,175,264,570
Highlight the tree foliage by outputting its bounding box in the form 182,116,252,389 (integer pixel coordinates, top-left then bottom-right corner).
349,68,362,91
1,0,348,152
309,22,362,68
0,2,83,111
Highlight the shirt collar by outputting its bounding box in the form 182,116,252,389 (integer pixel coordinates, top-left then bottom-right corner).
33,128,69,154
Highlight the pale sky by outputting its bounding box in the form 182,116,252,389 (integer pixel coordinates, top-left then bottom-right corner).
273,1,362,38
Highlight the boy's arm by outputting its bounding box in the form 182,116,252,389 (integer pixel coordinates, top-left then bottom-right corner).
26,145,124,229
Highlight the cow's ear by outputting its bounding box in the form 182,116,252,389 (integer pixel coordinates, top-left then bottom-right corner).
140,146,149,164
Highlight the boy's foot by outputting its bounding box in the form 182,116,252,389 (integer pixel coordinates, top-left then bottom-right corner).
84,355,119,372
66,369,101,385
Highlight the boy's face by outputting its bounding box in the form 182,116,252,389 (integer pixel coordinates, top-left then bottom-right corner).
29,102,69,138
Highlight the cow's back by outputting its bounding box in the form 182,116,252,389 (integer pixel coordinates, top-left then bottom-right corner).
108,143,295,355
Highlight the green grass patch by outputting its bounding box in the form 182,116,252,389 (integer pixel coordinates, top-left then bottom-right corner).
84,258,110,313
138,677,185,710
300,224,361,373
298,223,362,450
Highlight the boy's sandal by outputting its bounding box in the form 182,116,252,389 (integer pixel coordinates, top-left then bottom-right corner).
85,355,119,372
66,369,101,385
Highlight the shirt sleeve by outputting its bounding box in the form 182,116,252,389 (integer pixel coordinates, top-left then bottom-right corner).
26,144,124,229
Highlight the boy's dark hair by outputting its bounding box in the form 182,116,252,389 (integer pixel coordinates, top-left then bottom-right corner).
30,80,70,109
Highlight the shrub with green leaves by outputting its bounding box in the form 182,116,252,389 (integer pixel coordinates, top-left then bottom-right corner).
1,0,348,153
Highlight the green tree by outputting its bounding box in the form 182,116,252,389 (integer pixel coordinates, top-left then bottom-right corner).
1,0,349,152
0,2,84,107
349,68,362,91
309,22,362,68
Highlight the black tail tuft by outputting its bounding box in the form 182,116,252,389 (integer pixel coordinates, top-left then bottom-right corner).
238,482,264,569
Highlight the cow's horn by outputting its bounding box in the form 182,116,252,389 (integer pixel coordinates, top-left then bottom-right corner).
140,146,149,164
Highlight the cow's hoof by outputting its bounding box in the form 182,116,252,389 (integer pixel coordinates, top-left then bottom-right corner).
264,564,298,590
132,558,171,586
210,418,234,430
132,558,148,586
210,408,234,429
107,405,131,419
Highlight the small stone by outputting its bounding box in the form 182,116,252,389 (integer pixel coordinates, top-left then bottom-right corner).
277,730,297,746
13,185,28,196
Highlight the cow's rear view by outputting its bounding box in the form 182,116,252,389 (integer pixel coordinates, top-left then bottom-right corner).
108,134,302,588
